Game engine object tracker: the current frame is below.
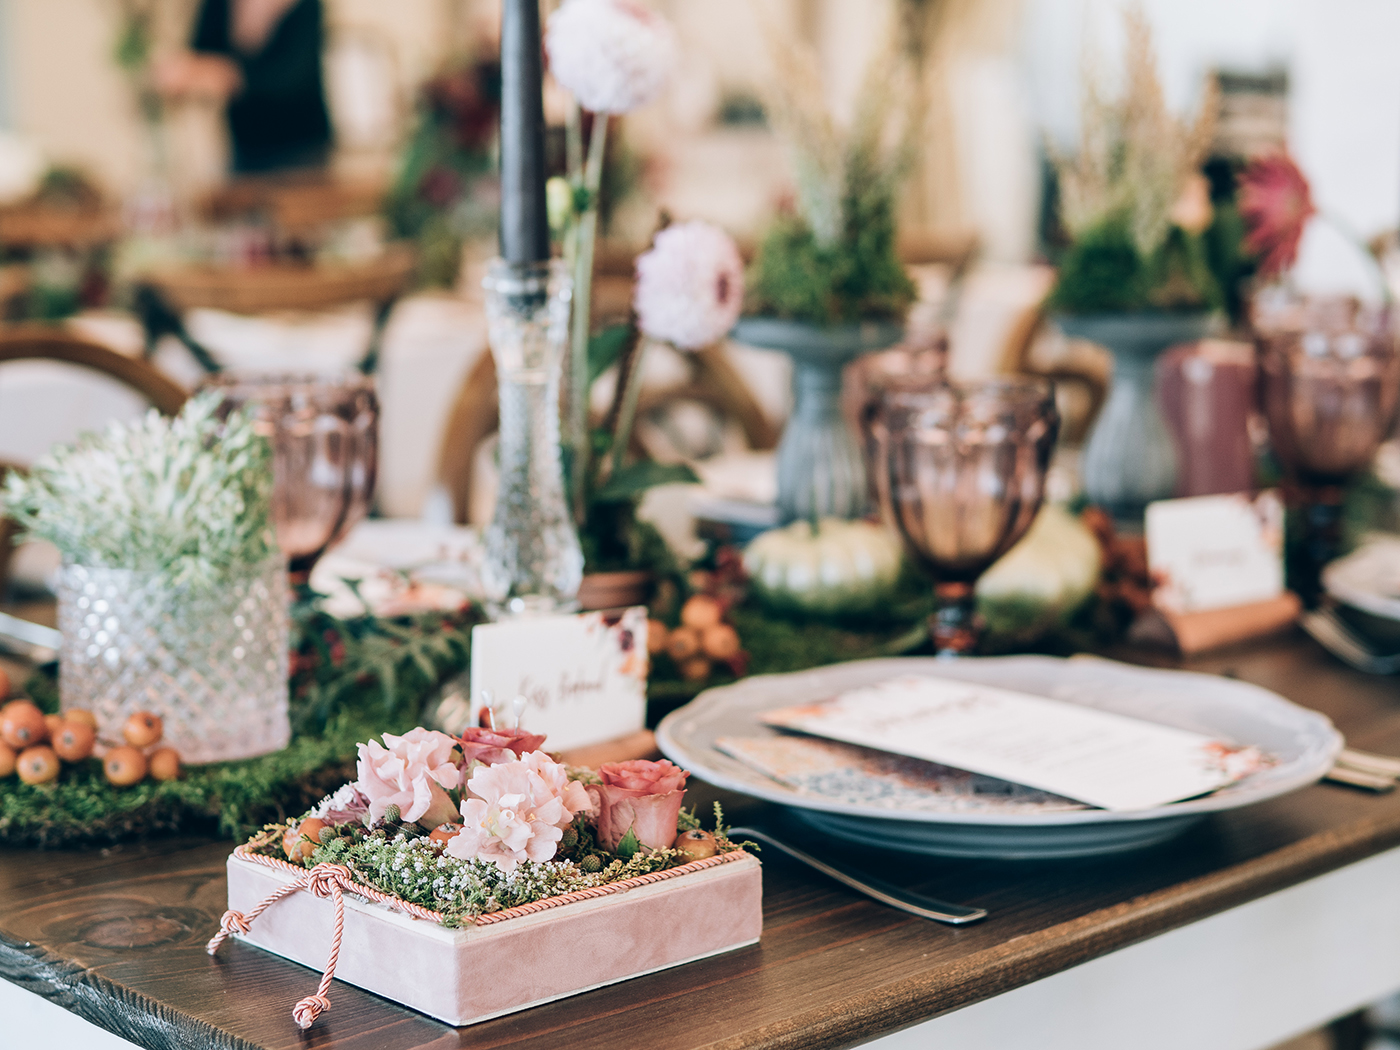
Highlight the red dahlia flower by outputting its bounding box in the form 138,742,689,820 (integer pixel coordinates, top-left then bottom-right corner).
1238,153,1316,279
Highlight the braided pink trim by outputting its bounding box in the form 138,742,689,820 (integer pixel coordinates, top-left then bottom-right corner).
226,840,748,926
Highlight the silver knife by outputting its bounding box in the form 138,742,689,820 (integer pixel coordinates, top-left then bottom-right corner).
726,825,988,925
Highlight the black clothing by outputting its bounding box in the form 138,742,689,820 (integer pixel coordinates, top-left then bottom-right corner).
192,0,332,173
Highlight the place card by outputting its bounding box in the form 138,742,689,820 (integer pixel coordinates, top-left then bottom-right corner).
470,608,649,752
1146,491,1284,613
760,675,1267,811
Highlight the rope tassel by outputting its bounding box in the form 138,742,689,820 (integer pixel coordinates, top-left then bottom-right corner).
206,862,354,1031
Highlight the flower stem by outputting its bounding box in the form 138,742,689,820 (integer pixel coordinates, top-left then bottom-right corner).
567,112,610,525
609,333,648,478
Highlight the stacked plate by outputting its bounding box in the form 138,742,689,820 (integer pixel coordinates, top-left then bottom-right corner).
656,656,1341,859
1322,536,1400,650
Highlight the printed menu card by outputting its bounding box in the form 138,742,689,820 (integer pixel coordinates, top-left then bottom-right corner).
760,675,1266,811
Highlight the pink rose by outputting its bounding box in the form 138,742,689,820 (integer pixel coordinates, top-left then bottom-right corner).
354,727,462,829
591,759,689,852
445,751,593,872
459,726,548,767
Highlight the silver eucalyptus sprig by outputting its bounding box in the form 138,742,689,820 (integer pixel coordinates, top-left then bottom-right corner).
2,391,277,590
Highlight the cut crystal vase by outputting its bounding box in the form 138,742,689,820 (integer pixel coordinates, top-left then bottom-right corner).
480,258,583,615
56,558,290,763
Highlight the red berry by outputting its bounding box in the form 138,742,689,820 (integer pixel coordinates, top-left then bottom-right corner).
64,709,98,731
123,711,164,748
104,746,148,787
283,818,327,862
51,720,96,762
1,701,47,749
17,745,59,785
148,748,181,781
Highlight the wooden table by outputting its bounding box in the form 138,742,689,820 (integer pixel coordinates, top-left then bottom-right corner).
4,632,1400,1050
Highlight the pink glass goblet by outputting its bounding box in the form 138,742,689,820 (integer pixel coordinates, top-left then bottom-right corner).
1254,295,1400,602
871,377,1059,654
208,374,380,583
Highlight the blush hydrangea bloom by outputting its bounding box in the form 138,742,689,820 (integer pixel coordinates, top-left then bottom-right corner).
545,0,675,115
446,751,594,872
354,728,462,827
634,221,745,350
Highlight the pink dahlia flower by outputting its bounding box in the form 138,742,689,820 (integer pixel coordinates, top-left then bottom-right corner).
355,728,462,828
446,751,594,872
545,0,675,115
590,758,689,852
459,725,548,767
634,221,745,350
1239,153,1316,279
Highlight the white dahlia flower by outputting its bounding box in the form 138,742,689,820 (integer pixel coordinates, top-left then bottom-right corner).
546,0,675,115
634,221,745,350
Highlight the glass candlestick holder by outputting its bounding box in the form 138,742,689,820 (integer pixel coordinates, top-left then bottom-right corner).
480,258,584,616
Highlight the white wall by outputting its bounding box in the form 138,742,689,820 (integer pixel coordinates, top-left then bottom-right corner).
1023,0,1400,268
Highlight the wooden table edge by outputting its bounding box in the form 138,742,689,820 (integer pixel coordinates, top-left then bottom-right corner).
696,810,1400,1050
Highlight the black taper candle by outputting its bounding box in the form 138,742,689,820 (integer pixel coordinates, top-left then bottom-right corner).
499,0,551,265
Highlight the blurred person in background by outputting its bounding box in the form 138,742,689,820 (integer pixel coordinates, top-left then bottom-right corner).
156,0,332,175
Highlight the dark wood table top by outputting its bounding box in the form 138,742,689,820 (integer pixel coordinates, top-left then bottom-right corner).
4,631,1400,1050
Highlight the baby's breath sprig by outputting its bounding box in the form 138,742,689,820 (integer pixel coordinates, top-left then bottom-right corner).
3,391,276,591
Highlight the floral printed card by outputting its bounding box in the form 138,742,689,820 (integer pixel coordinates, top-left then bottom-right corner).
715,735,1085,814
760,675,1269,811
470,608,649,752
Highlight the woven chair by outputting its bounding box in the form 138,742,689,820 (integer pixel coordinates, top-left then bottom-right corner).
436,344,777,526
0,326,188,593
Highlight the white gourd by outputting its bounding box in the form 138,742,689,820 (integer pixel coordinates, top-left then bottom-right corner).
743,519,904,616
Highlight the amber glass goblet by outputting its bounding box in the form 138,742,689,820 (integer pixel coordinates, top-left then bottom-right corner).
871,377,1059,654
1254,295,1400,603
208,374,380,583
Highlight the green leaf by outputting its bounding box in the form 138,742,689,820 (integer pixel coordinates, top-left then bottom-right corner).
588,325,632,385
615,826,642,861
594,462,700,502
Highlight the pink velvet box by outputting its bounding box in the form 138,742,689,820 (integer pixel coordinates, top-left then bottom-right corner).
224,849,763,1026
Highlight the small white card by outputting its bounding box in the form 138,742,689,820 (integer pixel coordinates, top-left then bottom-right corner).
469,608,649,752
1146,492,1285,613
761,675,1267,812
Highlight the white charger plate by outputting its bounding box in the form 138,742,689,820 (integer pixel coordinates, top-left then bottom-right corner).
656,656,1342,859
1323,536,1400,623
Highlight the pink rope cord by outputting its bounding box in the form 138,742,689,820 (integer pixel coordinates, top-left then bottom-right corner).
209,842,751,1029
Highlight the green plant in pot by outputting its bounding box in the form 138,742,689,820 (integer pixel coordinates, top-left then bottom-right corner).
1048,9,1223,526
733,23,919,524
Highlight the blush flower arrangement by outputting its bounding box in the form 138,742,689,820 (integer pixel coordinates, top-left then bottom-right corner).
252,725,745,926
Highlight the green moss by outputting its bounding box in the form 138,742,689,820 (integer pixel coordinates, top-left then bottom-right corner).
1049,214,1222,316
745,196,915,326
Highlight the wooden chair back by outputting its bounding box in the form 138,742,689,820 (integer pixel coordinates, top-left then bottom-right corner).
436,344,778,526
0,327,189,594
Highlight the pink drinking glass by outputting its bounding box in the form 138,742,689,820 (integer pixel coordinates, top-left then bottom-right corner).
208,374,379,582
870,377,1059,653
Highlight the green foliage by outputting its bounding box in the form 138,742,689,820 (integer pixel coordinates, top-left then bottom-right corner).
614,826,642,861
3,393,276,591
0,707,395,848
580,500,680,576
588,324,632,385
1048,213,1222,315
745,205,915,326
593,461,699,503
289,593,479,733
